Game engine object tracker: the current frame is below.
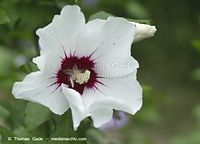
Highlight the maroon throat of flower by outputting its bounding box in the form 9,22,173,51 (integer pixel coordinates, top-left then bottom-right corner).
55,54,99,94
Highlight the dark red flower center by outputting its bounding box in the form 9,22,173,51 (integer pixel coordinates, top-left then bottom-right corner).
55,54,98,94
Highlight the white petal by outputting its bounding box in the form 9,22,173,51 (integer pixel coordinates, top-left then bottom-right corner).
90,108,113,128
90,78,142,115
61,84,88,130
32,52,61,77
81,86,113,128
90,17,138,77
81,84,107,109
32,55,45,70
131,22,157,43
75,18,148,79
75,19,106,57
36,5,85,55
12,71,69,115
36,27,62,55
95,56,139,78
92,17,135,59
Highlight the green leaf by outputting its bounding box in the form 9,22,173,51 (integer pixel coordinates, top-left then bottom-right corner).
126,1,149,18
0,126,15,137
49,111,76,138
0,47,13,76
0,126,16,144
86,129,107,144
14,125,48,139
49,111,88,144
142,85,152,92
19,62,38,74
25,102,53,131
0,8,10,24
0,104,10,118
192,39,200,53
193,104,200,125
89,11,113,21
0,0,19,28
191,68,200,81
16,5,57,30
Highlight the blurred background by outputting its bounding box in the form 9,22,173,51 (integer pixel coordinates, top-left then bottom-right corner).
0,0,200,144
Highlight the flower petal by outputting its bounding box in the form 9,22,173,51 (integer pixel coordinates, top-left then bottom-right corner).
95,56,139,78
36,5,85,55
81,87,113,128
75,19,106,57
76,17,139,77
61,84,88,130
131,22,157,43
32,52,61,76
81,83,107,109
89,17,138,77
12,71,69,115
32,55,45,70
90,108,113,128
90,78,142,115
92,17,135,60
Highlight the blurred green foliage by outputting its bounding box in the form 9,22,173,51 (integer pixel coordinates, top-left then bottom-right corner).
0,0,200,144
0,8,10,24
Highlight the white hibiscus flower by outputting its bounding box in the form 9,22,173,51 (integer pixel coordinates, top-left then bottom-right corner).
12,5,156,130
